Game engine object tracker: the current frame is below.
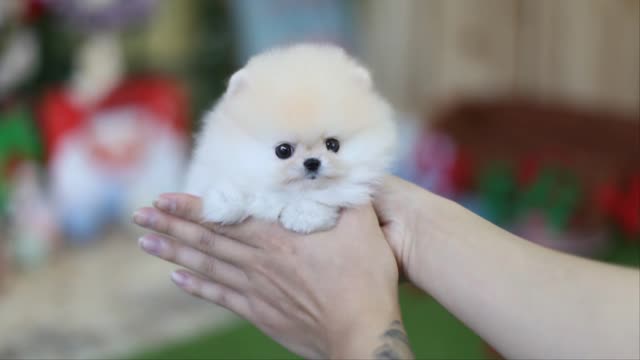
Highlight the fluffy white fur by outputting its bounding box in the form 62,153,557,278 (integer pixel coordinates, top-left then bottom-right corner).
184,44,396,233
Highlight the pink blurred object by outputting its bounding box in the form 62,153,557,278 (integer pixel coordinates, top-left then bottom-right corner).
7,162,60,269
513,212,610,257
0,226,6,292
412,131,458,198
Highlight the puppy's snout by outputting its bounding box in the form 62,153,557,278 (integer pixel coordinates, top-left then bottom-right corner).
303,158,321,172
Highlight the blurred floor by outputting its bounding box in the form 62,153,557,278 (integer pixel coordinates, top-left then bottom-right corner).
0,229,237,360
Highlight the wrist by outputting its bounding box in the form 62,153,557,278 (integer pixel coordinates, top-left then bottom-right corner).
380,177,436,284
327,299,408,359
404,190,466,290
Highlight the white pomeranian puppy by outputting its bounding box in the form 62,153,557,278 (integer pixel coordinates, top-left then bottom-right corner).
184,43,396,233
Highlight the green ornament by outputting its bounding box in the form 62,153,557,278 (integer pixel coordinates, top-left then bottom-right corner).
517,168,555,214
546,171,582,232
0,107,43,214
478,162,517,226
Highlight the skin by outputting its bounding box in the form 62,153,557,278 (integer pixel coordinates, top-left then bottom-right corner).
375,177,640,360
132,199,412,359
133,176,639,360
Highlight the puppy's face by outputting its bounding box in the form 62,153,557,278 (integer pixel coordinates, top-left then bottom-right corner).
220,55,396,192
270,133,347,188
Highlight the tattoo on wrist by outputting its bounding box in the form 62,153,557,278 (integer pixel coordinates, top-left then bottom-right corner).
373,320,414,360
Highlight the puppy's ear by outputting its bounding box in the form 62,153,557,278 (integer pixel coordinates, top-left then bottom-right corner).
226,69,248,96
353,66,372,89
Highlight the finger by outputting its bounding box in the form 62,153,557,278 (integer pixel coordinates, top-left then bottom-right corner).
203,218,290,247
171,269,252,319
133,207,258,263
139,233,249,291
151,194,283,247
153,193,204,222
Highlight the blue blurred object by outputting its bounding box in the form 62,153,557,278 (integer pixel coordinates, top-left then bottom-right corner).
457,194,491,220
44,0,158,33
230,0,357,63
59,183,121,245
389,113,423,181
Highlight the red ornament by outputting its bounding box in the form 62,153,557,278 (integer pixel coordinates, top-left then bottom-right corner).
517,153,542,188
594,181,620,217
617,174,640,237
38,90,87,162
594,173,640,238
23,0,46,24
38,76,189,162
450,148,474,192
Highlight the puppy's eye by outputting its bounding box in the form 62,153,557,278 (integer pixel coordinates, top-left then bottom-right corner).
275,143,294,159
325,138,340,153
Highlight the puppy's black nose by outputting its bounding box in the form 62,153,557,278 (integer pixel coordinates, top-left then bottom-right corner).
303,158,321,172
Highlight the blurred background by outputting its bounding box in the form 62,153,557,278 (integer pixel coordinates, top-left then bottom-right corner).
0,0,638,359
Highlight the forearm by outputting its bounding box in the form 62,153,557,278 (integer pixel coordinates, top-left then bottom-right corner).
408,193,640,359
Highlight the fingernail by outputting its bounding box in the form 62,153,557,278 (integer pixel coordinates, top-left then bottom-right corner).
154,197,174,213
132,211,149,226
171,271,188,286
139,235,163,255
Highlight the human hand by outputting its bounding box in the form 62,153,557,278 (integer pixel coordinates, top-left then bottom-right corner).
373,176,459,286
132,195,413,359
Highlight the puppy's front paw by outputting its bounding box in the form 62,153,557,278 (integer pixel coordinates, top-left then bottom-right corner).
202,187,247,224
279,202,338,234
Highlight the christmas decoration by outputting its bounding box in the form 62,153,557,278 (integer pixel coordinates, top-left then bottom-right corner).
39,77,189,243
